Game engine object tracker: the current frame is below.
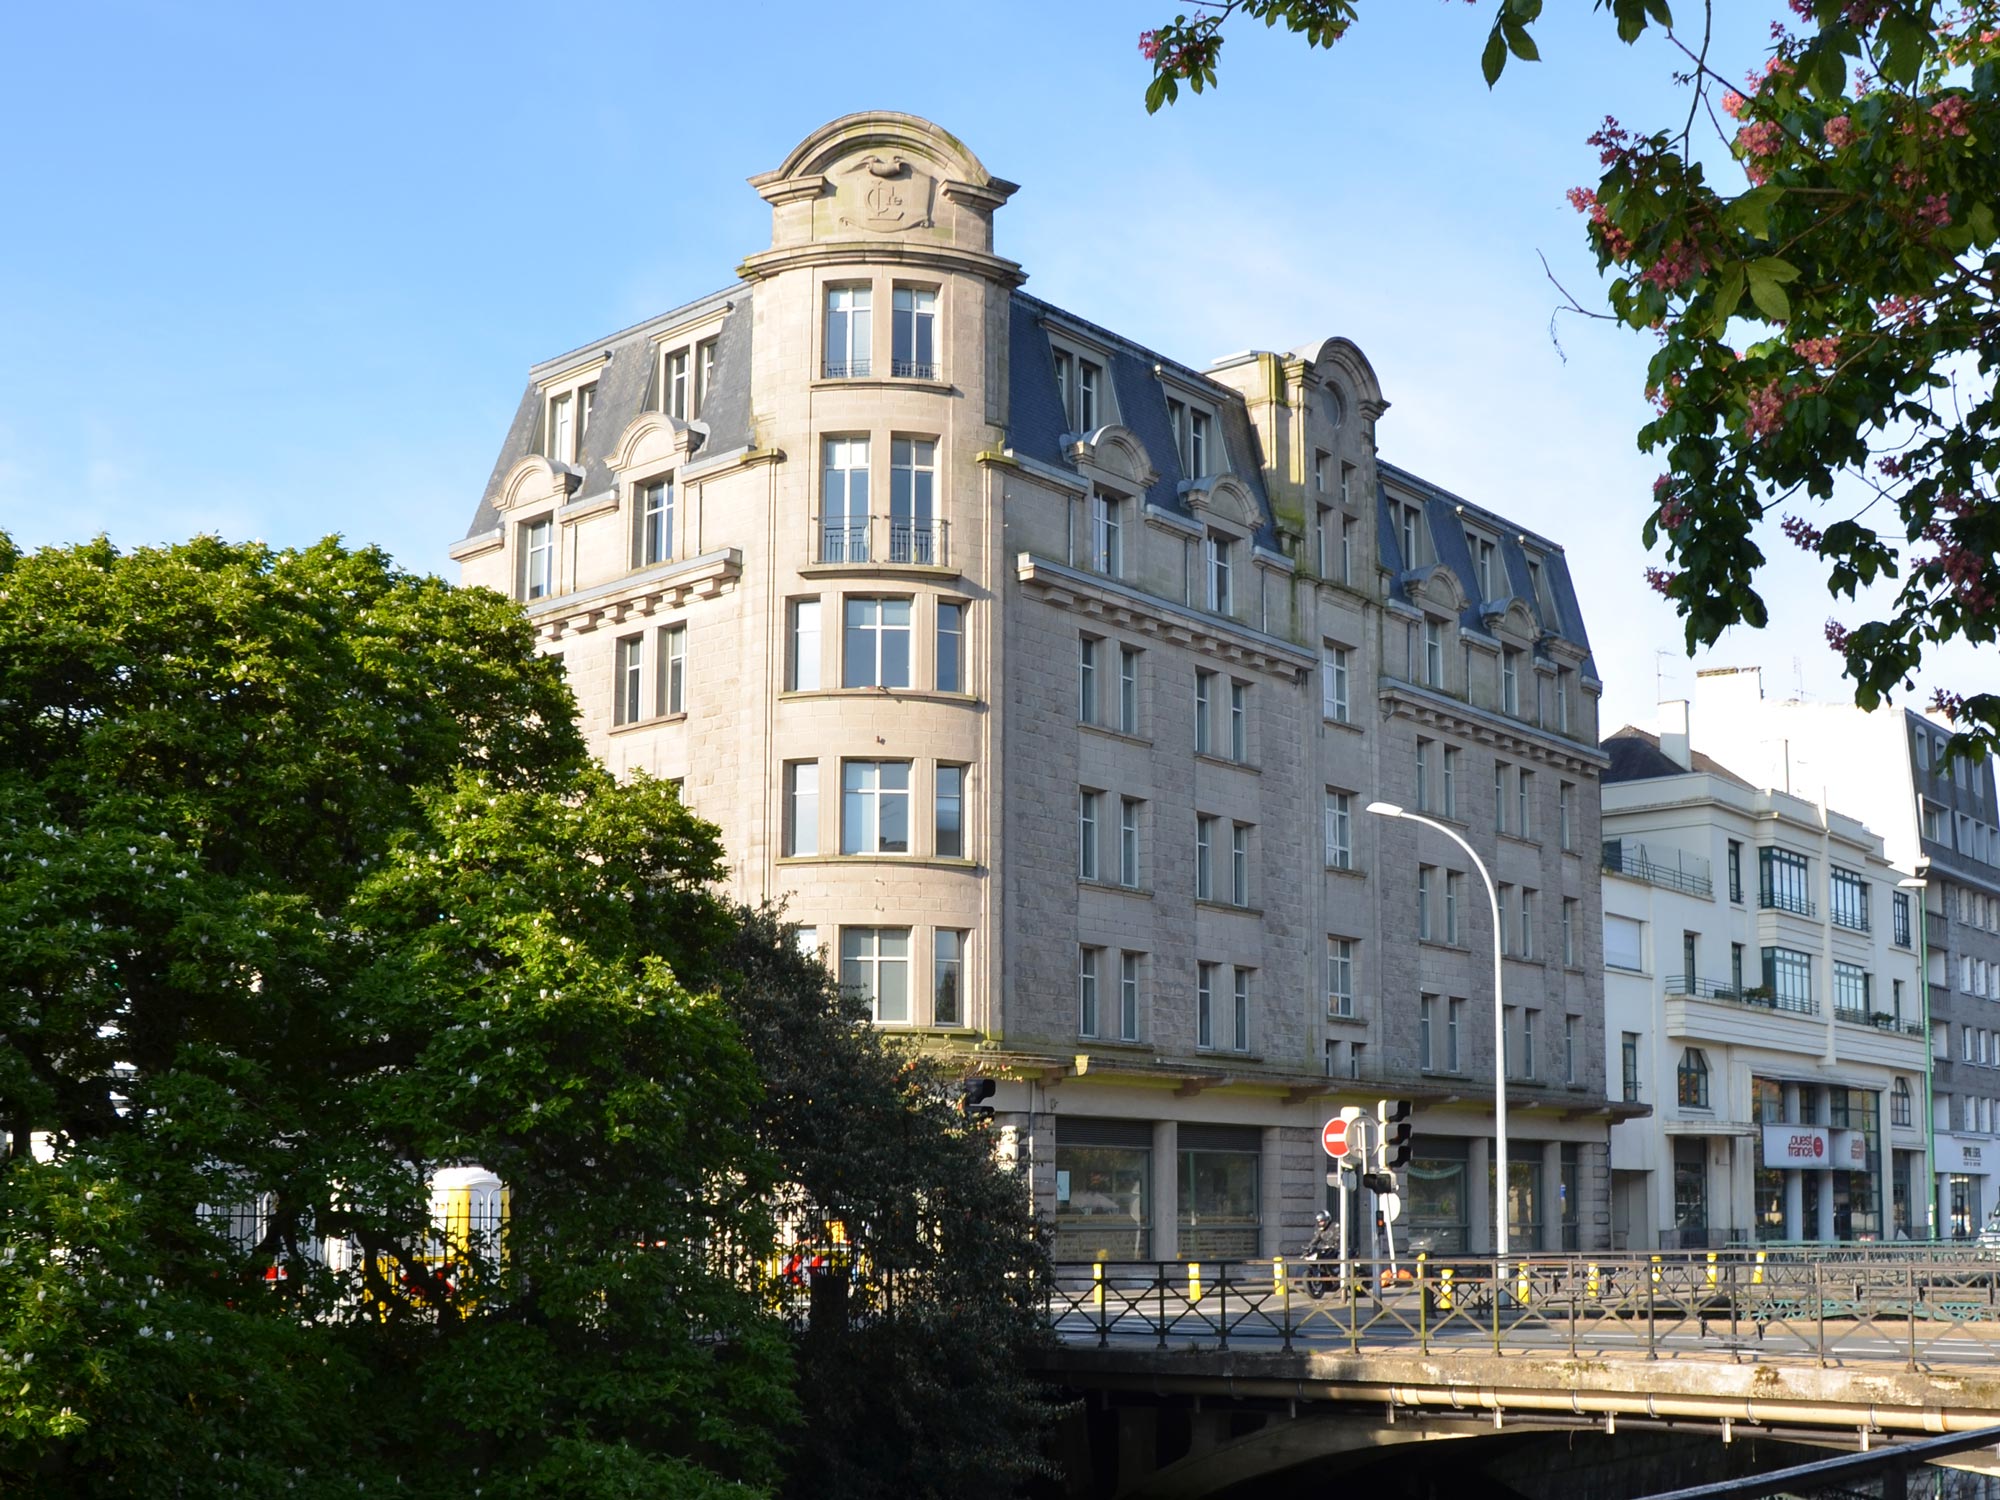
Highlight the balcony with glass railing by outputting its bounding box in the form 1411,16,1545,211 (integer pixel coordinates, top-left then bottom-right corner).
1601,838,1713,898
814,514,950,569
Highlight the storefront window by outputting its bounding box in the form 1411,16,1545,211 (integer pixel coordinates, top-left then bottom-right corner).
1560,1143,1580,1251
1949,1175,1977,1239
1406,1139,1468,1254
1178,1141,1260,1260
1751,1076,1783,1124
1488,1152,1544,1250
1755,1167,1786,1241
1054,1133,1152,1261
1673,1137,1708,1246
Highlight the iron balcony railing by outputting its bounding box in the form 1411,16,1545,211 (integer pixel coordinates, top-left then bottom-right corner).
1602,838,1713,897
814,515,950,568
890,359,937,379
821,358,872,378
1760,886,1817,918
1666,977,1818,1016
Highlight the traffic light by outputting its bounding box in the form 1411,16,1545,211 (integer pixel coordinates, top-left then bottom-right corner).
1361,1171,1397,1195
1376,1098,1413,1170
960,1077,997,1121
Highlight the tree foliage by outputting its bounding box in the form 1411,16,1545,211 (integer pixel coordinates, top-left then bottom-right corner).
1140,0,2000,765
0,535,1051,1497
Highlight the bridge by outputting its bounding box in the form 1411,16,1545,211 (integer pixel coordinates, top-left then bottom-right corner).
1031,1248,2000,1499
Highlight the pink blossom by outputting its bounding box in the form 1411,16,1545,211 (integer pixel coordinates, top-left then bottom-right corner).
1723,91,1749,119
1640,239,1709,291
1737,121,1787,157
1822,115,1856,148
1792,336,1840,367
1825,619,1851,653
1917,193,1952,229
1930,95,1970,137
1644,567,1678,597
1139,29,1159,60
1744,382,1788,440
1781,514,1824,550
1930,689,1966,723
1876,294,1925,327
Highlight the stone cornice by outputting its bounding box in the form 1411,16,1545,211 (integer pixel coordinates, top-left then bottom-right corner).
736,239,1026,289
449,528,502,562
1017,554,1314,679
1378,678,1611,774
527,549,743,641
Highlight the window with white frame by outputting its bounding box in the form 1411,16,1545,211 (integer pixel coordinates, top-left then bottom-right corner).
783,761,819,857
1119,796,1141,887
1078,635,1099,724
694,337,717,417
1327,938,1354,1016
1197,962,1216,1049
1466,531,1496,599
1445,871,1463,944
788,598,821,691
1322,644,1350,722
1448,998,1465,1071
1340,516,1357,584
1501,648,1522,715
1118,952,1141,1041
842,761,910,855
933,929,964,1026
1194,670,1215,755
936,601,963,694
663,347,691,420
889,438,937,564
1324,790,1352,869
1078,947,1101,1038
824,284,871,378
1231,968,1251,1052
821,437,871,562
657,623,686,716
891,285,936,379
1168,397,1214,477
1415,737,1432,813
1392,498,1427,566
1052,346,1104,432
1079,790,1102,880
1420,995,1437,1070
1230,823,1251,906
520,516,555,602
935,765,964,859
1494,761,1509,834
1228,681,1248,761
1443,746,1460,819
545,382,594,463
1195,815,1216,901
1558,781,1573,849
1562,897,1578,965
614,634,644,726
636,477,675,567
1519,887,1535,958
1090,489,1125,576
1517,770,1534,839
1423,619,1444,687
843,597,911,688
1118,646,1140,734
841,927,909,1023
1418,865,1435,941
1206,531,1234,614
1565,1015,1579,1085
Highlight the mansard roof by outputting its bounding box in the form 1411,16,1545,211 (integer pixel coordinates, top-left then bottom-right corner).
1004,292,1282,554
462,283,753,542
1374,459,1598,682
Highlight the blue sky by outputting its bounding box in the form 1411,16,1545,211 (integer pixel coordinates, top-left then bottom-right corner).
0,0,1977,736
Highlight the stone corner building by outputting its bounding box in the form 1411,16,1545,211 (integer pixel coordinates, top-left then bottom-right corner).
454,111,1625,1258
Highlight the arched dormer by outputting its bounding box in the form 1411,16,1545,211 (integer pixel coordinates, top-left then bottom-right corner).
1482,596,1540,642
1303,336,1389,422
1070,423,1157,491
1408,561,1471,616
607,412,703,476
1182,473,1260,532
499,455,580,514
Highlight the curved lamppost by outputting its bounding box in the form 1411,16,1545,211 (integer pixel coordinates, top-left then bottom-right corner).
1367,801,1510,1267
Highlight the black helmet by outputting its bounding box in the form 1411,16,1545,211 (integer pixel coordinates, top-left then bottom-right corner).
1315,1209,1333,1227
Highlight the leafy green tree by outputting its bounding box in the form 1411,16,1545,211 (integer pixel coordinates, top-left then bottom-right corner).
0,533,1054,1497
1139,0,2000,764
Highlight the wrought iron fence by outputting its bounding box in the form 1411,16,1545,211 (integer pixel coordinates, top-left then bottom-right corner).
1043,1250,2000,1367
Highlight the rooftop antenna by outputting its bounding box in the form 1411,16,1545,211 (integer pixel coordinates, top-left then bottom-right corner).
1655,650,1675,703
1793,655,1805,701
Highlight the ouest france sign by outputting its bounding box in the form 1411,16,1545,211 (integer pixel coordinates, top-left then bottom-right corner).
1760,1124,1871,1171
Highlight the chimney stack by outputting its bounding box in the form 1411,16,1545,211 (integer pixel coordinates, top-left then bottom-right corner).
1660,699,1692,771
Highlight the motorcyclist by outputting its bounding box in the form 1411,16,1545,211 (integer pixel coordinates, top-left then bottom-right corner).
1306,1209,1336,1256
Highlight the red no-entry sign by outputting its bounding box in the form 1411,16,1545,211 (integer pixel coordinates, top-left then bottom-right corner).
1321,1117,1348,1159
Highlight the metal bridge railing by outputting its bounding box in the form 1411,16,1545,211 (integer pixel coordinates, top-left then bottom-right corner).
1043,1250,2000,1368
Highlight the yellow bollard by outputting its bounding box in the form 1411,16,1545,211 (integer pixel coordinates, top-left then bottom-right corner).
1092,1261,1104,1312
1753,1250,1766,1286
1587,1262,1600,1298
1273,1255,1286,1297
1516,1267,1531,1307
1439,1267,1455,1311
1188,1261,1202,1304
1706,1251,1718,1289
1650,1254,1662,1286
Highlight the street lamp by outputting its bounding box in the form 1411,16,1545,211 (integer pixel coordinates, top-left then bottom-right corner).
1899,868,1935,1239
1367,800,1509,1266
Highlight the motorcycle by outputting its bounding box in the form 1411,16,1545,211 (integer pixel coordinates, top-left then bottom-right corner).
1295,1237,1340,1300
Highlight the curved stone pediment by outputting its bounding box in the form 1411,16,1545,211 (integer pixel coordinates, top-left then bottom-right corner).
499,455,580,513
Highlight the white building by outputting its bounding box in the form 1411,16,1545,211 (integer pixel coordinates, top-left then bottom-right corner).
1684,668,2000,1237
1601,722,1927,1247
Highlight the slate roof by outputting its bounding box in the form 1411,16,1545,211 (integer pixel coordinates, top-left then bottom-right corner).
1602,725,1758,789
462,283,751,541
1374,460,1599,682
1002,292,1282,553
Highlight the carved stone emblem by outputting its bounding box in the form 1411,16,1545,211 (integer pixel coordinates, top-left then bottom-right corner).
838,154,935,233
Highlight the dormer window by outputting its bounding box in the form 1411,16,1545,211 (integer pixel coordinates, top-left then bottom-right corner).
1390,497,1428,567
1502,647,1522,716
892,286,937,379
543,383,596,465
695,338,717,415
664,348,691,419
1167,398,1214,478
1466,531,1496,600
1053,345,1104,432
824,284,872,378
